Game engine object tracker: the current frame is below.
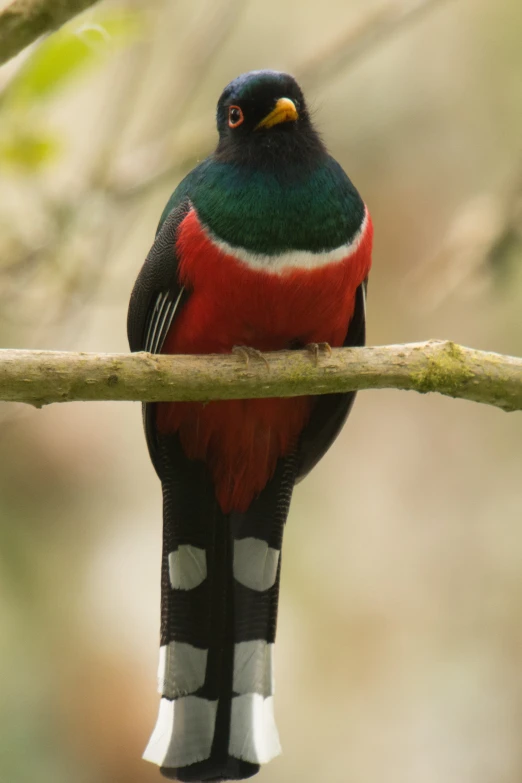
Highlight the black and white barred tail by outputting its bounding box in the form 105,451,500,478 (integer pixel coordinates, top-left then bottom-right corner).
143,432,297,781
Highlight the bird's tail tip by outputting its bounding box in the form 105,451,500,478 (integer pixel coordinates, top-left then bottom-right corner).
143,690,281,780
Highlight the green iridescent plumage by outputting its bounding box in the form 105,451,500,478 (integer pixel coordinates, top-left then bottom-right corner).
159,156,364,254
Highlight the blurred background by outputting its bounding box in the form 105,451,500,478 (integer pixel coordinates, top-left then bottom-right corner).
1,0,522,781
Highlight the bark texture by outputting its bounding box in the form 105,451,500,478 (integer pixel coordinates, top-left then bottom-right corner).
0,341,520,412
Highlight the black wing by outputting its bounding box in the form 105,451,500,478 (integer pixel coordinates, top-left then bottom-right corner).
127,200,190,353
296,279,367,481
127,200,191,470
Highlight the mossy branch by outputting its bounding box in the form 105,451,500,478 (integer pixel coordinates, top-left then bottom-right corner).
0,0,100,67
0,341,521,412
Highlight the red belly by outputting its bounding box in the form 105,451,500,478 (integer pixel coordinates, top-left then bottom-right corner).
156,209,372,512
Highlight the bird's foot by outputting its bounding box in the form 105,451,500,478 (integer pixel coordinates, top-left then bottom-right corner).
232,345,270,369
306,342,332,365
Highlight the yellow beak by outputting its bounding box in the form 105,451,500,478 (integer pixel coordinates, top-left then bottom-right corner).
256,97,298,129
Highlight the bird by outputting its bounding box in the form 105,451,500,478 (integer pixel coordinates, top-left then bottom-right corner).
127,69,373,782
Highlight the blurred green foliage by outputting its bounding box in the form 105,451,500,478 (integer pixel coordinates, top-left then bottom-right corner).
0,9,143,172
0,129,60,170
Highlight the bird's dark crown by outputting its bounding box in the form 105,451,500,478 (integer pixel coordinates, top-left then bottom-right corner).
215,70,325,168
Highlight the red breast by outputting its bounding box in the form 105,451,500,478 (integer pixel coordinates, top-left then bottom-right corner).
156,207,373,512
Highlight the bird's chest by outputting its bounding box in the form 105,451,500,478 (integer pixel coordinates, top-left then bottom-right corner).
163,209,368,355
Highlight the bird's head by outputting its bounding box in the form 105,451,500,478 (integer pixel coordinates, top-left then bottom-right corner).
215,70,325,168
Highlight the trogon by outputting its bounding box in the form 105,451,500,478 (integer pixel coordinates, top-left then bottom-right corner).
127,70,373,782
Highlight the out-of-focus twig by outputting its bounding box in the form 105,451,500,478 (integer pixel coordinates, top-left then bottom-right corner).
109,125,213,200
296,0,453,90
486,174,522,274
109,0,245,199
163,0,246,132
0,341,521,413
406,170,522,311
0,0,101,67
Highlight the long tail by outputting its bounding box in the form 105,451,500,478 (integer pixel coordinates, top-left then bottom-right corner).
143,433,297,781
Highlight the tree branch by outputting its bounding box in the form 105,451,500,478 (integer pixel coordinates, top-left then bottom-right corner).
0,341,521,412
0,0,100,67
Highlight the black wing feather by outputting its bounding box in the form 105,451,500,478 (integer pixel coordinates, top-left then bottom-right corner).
127,199,191,471
296,279,367,481
127,200,190,353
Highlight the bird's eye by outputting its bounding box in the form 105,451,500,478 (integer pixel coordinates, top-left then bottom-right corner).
228,105,244,128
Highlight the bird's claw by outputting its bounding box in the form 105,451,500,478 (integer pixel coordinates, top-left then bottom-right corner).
306,342,332,365
233,345,270,369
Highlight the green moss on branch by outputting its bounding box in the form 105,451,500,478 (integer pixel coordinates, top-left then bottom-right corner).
410,342,475,395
